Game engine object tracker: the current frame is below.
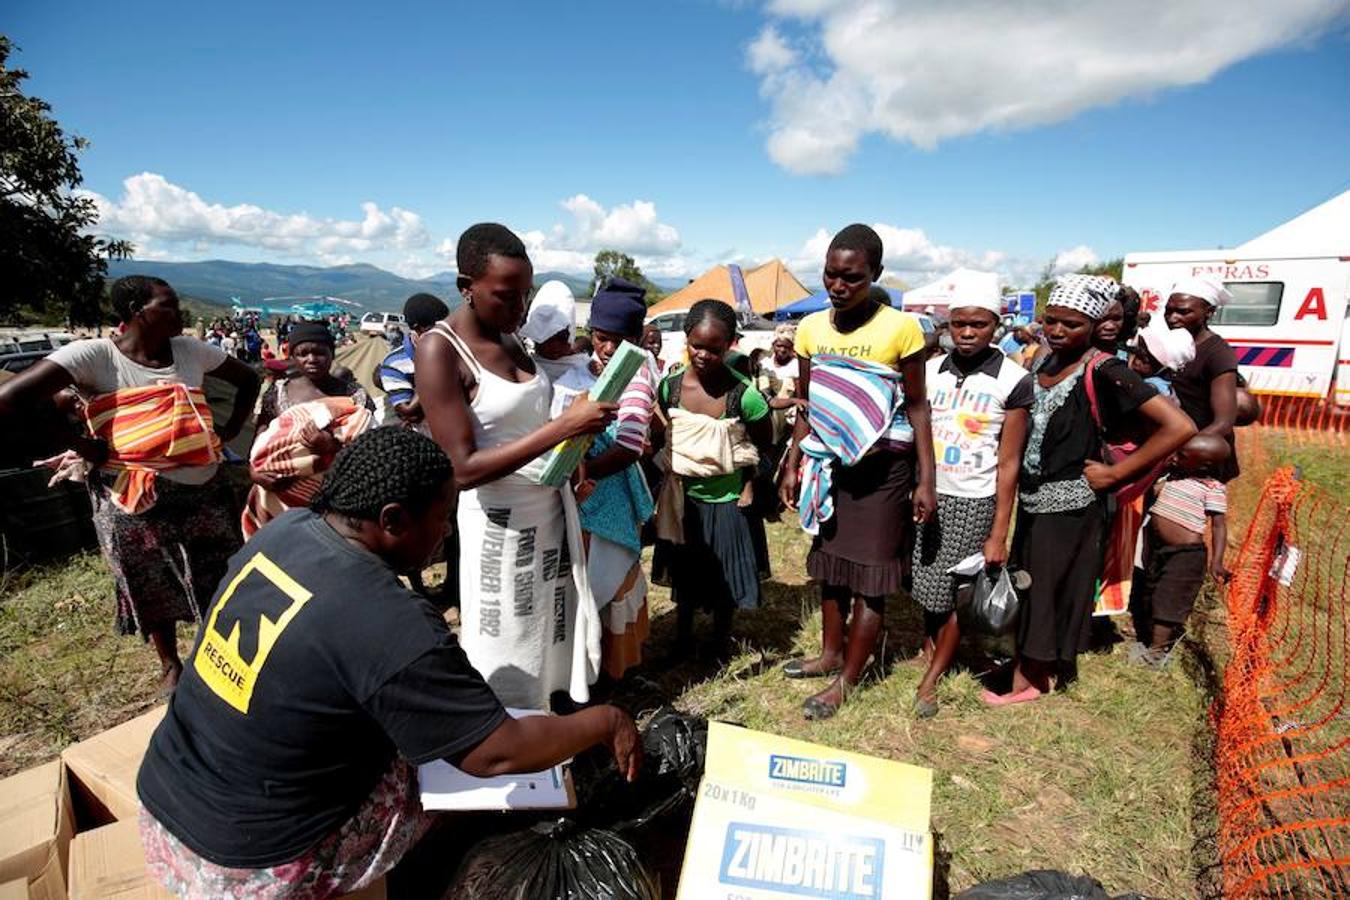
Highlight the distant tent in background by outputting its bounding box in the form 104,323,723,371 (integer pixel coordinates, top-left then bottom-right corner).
1236,188,1349,256
900,268,999,315
774,287,903,320
645,259,810,317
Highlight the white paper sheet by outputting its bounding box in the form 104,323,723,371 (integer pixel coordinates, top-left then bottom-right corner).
417,709,576,811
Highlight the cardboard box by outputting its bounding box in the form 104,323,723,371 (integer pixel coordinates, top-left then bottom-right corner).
68,819,385,899
677,722,935,900
0,879,30,900
61,708,165,826
0,760,74,900
67,821,170,900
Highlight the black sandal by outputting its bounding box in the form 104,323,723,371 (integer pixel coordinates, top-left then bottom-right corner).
783,658,842,679
802,695,841,720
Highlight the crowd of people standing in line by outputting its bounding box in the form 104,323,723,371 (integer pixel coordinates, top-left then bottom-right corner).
0,221,1252,896
203,311,355,365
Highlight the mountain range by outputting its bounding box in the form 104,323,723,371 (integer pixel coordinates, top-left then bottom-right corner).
105,260,640,311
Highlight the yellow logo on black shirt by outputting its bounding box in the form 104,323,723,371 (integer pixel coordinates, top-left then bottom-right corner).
193,552,312,714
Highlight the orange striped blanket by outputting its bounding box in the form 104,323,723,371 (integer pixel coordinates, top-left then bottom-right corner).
84,384,223,515
242,397,374,537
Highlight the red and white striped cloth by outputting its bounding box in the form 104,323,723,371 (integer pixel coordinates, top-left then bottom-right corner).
242,397,374,538
84,384,222,514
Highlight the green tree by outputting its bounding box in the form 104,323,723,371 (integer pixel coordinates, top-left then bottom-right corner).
0,36,132,326
1032,258,1056,316
592,249,666,306
593,249,644,286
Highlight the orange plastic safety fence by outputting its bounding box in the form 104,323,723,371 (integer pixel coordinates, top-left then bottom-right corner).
1215,466,1350,898
1254,395,1349,448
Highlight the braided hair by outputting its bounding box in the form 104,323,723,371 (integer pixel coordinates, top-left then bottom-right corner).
311,427,452,520
110,275,171,323
684,298,739,341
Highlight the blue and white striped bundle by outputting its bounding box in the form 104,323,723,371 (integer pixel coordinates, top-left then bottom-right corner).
796,354,911,534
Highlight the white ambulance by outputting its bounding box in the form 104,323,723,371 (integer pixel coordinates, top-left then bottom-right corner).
1122,190,1350,406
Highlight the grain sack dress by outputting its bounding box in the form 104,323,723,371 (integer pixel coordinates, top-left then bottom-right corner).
427,323,599,710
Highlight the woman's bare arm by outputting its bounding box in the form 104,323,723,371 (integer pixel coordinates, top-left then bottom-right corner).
415,336,616,490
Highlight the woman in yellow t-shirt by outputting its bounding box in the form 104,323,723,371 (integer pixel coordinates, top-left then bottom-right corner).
779,224,936,720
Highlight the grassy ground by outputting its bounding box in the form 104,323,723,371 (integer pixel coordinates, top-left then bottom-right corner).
621,523,1219,899
1,427,1342,897
0,521,1217,898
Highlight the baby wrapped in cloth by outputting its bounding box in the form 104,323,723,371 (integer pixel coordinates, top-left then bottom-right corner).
242,397,374,537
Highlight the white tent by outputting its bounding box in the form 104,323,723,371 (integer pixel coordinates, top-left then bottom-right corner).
901,268,1000,312
1237,189,1350,257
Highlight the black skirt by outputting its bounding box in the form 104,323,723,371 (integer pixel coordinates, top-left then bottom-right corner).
1013,504,1106,664
807,451,914,598
670,496,761,611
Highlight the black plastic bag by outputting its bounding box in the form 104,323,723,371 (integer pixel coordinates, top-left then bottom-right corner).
446,710,707,899
956,567,1024,659
571,707,708,832
445,818,660,900
955,869,1148,900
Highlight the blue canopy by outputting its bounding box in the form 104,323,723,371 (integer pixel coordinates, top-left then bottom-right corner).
773,287,903,320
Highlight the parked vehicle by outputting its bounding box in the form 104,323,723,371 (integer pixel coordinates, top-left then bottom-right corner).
645,308,777,365
1124,191,1350,406
358,312,405,336
1123,252,1349,406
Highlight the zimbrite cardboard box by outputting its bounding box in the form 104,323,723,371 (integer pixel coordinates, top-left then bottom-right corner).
677,722,934,900
68,819,387,900
0,760,75,900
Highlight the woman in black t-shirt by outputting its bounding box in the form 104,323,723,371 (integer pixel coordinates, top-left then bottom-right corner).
1163,277,1241,483
137,428,641,898
983,276,1195,706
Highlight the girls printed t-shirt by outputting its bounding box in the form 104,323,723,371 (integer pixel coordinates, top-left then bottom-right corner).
928,349,1033,498
795,304,926,368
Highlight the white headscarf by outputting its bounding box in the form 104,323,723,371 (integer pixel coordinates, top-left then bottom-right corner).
1135,318,1196,372
946,270,1002,316
1168,276,1233,308
1047,274,1118,320
520,280,575,345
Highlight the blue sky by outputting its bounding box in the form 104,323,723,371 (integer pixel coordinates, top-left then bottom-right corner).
6,0,1349,287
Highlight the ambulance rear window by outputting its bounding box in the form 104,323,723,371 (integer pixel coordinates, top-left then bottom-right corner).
1213,282,1282,327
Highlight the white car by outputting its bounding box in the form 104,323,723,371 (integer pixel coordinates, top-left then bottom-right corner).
358,312,405,336
644,308,776,366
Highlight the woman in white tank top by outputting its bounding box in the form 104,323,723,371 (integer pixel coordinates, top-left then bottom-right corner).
415,224,616,709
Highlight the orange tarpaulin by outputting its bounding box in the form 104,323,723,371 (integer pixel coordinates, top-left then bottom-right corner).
646,259,810,316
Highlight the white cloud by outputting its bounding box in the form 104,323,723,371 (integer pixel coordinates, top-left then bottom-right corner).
85,172,429,258
749,0,1350,174
516,194,688,277
82,176,696,281
787,222,1006,284
1052,244,1099,274
746,25,797,74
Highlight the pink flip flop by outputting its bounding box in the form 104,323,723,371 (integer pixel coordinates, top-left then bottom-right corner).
981,686,1043,707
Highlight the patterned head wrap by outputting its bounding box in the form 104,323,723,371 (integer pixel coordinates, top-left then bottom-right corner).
1047,274,1119,320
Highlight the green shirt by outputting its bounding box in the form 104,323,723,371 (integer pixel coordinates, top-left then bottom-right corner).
660,367,769,504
